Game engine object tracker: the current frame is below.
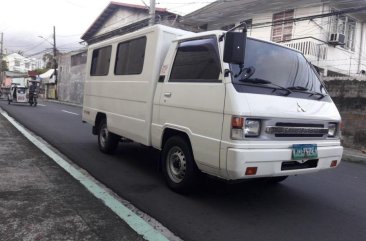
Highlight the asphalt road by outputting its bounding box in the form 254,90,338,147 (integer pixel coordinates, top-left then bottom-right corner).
1,99,366,241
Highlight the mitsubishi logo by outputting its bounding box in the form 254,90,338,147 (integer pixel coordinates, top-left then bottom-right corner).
297,102,306,112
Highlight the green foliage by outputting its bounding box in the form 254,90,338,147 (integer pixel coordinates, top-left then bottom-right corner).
42,53,55,69
33,68,50,75
1,60,8,71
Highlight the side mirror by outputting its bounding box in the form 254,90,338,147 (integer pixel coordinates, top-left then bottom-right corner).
223,31,246,65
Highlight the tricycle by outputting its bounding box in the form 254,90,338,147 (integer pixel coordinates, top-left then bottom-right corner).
7,80,39,106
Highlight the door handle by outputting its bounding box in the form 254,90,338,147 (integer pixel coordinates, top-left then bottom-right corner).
164,92,172,97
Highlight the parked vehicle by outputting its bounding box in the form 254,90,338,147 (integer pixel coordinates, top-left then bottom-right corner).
82,24,343,193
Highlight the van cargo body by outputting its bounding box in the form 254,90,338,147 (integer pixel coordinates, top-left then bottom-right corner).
82,24,343,193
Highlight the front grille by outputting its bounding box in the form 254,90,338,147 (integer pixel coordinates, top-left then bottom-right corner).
281,159,318,171
266,123,327,137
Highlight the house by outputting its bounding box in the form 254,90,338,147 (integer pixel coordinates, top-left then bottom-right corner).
183,0,366,78
4,53,38,73
81,1,184,44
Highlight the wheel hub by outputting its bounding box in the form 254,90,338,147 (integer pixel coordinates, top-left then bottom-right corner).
167,147,186,183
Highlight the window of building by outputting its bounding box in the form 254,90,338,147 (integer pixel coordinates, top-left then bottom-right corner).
330,13,356,51
25,63,30,69
14,60,20,67
114,37,146,75
90,46,111,76
271,10,294,42
71,52,87,67
169,37,221,82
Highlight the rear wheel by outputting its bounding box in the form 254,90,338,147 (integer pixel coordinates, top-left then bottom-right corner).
162,136,199,193
98,119,120,154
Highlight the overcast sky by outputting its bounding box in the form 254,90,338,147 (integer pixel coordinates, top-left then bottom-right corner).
0,0,213,58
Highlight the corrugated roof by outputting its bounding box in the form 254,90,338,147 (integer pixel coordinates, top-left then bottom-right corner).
182,0,366,26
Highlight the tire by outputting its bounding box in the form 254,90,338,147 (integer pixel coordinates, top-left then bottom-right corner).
97,119,120,154
162,136,199,193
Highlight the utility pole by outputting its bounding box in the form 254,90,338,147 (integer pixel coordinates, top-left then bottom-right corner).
53,26,57,80
148,0,156,26
53,26,58,99
0,32,3,83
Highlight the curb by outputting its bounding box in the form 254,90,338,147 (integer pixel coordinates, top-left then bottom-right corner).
342,153,366,164
342,148,366,164
40,98,82,108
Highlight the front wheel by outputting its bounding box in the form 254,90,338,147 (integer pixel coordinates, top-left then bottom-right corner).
98,119,120,154
162,136,199,193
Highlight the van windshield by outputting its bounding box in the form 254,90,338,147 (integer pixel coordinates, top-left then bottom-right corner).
230,38,328,100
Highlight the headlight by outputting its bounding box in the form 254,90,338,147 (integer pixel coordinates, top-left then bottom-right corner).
328,123,337,137
244,119,261,137
231,117,261,139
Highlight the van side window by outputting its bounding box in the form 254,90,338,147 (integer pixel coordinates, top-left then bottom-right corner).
90,46,112,76
115,37,147,75
169,37,221,82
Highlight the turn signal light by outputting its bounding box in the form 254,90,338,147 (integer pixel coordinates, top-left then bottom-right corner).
245,167,258,175
232,116,244,128
330,160,337,167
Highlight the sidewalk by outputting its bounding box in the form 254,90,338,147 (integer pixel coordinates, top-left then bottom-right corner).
342,147,366,164
0,114,144,241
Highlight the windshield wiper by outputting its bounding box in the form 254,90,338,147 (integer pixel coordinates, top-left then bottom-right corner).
287,86,327,100
237,78,292,96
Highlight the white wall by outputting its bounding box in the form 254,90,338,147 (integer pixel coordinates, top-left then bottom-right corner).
5,53,34,73
96,8,149,36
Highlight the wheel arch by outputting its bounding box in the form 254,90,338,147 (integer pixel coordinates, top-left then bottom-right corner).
93,112,106,135
161,128,192,151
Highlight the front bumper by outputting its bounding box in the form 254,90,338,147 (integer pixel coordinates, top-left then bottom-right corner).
226,145,343,179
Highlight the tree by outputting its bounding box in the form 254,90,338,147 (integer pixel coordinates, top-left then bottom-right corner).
33,68,49,75
1,60,8,71
42,53,54,69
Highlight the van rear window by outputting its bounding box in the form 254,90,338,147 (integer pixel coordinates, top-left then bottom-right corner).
90,46,112,76
115,37,146,75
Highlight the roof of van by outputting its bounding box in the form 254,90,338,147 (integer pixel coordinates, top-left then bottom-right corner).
88,24,191,48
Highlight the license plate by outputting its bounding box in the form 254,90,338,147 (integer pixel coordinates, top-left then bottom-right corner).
292,144,318,160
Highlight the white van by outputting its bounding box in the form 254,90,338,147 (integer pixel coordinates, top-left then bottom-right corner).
82,24,343,193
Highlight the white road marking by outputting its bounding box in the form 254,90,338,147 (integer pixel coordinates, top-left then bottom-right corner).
37,104,46,106
62,110,79,116
0,109,181,241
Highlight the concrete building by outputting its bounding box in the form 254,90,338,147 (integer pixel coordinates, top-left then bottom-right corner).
4,53,38,73
57,49,87,104
183,0,366,77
